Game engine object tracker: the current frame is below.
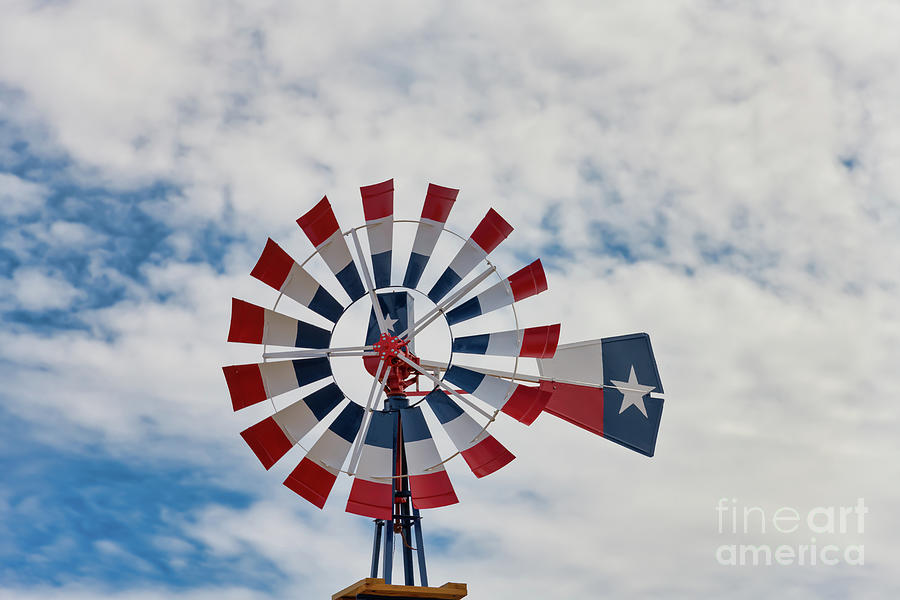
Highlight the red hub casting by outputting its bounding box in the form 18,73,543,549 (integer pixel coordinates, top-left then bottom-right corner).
370,333,420,396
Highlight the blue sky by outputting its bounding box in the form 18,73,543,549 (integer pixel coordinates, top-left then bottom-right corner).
0,407,274,591
0,153,273,592
2,1,900,599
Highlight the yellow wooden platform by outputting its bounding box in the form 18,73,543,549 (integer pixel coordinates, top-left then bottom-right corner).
333,578,467,599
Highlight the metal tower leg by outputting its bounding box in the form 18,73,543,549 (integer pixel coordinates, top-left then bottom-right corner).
370,519,384,578
382,513,394,583
399,449,415,586
383,403,401,585
412,507,428,587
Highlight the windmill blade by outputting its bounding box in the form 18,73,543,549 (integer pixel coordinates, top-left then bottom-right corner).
445,259,547,325
283,402,364,509
427,208,513,303
403,183,458,289
400,406,459,509
537,333,664,457
250,239,344,322
443,365,551,425
228,298,332,348
296,196,366,301
424,390,514,478
222,357,332,411
240,383,344,470
360,179,394,288
346,410,395,519
451,324,561,358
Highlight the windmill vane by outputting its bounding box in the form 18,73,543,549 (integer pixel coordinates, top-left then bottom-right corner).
223,179,665,595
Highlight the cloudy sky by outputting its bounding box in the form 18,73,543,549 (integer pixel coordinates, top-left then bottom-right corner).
1,1,899,598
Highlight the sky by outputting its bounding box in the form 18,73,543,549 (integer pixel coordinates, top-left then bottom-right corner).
1,0,899,598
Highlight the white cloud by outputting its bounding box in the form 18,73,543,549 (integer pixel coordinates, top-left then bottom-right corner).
2,268,85,311
44,221,95,246
0,173,49,217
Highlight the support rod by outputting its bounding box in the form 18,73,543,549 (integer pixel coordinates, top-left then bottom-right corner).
349,359,387,474
418,358,660,394
262,346,374,360
396,266,496,340
350,229,389,334
396,354,494,420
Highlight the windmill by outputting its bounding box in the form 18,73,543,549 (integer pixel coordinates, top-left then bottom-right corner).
223,180,665,597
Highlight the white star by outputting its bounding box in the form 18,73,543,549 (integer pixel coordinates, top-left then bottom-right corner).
382,313,398,333
609,366,656,418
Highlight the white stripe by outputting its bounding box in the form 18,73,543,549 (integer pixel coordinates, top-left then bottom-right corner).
536,340,605,386
355,445,393,481
440,412,488,451
447,240,487,281
472,375,516,410
485,330,523,356
366,216,392,255
280,263,319,306
263,310,298,347
272,399,319,443
474,280,514,315
411,218,442,255
307,428,352,474
405,437,442,475
317,230,355,275
259,360,298,398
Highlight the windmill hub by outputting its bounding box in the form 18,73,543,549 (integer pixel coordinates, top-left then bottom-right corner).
373,332,421,396
373,332,409,360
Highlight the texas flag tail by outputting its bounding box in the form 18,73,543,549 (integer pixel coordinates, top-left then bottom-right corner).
536,333,664,457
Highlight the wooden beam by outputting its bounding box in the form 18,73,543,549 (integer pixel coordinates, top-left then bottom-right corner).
332,578,467,600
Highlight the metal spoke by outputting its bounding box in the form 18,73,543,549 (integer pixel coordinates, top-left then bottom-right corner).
396,266,496,340
395,354,493,420
418,358,659,394
350,228,389,335
263,346,374,360
348,359,389,474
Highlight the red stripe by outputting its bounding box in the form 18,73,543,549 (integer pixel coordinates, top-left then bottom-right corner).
461,435,515,478
346,478,393,519
470,208,513,253
296,196,340,247
501,384,551,425
540,380,604,437
409,471,459,509
227,299,265,344
222,364,267,411
250,238,294,291
283,457,337,509
361,179,394,221
421,184,458,222
240,417,293,470
508,259,548,302
520,324,561,358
